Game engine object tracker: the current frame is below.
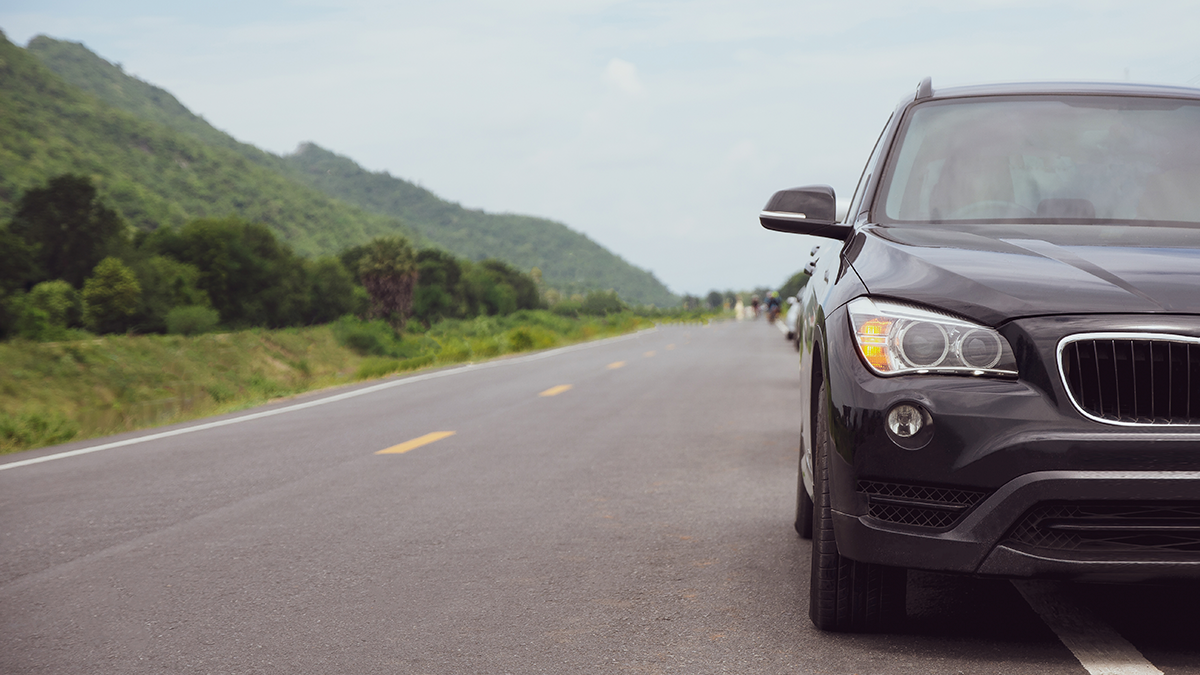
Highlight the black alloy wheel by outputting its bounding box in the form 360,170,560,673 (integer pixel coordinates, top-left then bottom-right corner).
809,382,907,632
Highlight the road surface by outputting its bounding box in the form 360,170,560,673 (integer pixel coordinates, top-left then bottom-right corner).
2,321,1197,673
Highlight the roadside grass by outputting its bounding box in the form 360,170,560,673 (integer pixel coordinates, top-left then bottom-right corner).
0,310,663,455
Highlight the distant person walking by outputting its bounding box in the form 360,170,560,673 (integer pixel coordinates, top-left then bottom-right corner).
750,295,760,319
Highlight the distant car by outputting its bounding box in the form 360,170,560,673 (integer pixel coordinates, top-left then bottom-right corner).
762,79,1200,633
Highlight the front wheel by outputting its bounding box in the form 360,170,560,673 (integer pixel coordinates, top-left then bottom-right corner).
794,441,813,539
809,382,906,632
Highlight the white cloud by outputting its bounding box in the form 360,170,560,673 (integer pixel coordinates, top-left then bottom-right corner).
602,57,644,95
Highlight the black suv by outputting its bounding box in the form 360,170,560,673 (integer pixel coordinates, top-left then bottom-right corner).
761,79,1200,632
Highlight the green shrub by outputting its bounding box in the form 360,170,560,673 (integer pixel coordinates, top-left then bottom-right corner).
14,304,51,341
508,327,535,351
0,411,78,451
331,316,439,360
10,281,81,340
356,357,401,379
581,290,625,316
472,337,501,357
342,325,390,355
526,326,560,350
438,339,472,363
332,316,396,356
551,300,582,317
166,305,220,336
397,354,435,372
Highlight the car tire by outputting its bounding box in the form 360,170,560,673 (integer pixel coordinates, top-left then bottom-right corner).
795,442,813,539
809,382,906,632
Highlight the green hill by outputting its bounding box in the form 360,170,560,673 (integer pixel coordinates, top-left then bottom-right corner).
280,144,677,305
24,35,259,159
21,35,679,306
0,33,413,255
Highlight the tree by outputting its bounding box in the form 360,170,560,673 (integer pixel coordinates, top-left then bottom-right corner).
0,227,38,296
337,241,372,285
82,257,142,333
479,259,541,311
304,256,361,325
0,226,40,339
357,236,418,329
9,280,80,340
779,270,811,300
128,255,211,333
581,290,625,316
9,174,128,288
412,249,465,325
461,259,542,316
706,290,725,309
144,217,308,328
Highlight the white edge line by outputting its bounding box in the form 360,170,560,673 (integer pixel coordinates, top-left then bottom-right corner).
0,328,656,472
1012,580,1163,675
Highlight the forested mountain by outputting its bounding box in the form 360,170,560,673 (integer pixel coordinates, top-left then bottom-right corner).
20,35,679,306
0,33,412,256
281,144,676,305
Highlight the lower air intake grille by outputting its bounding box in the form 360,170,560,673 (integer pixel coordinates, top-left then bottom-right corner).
1008,502,1200,553
859,481,988,529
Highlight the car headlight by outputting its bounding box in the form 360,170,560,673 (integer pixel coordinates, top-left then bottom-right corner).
848,297,1017,377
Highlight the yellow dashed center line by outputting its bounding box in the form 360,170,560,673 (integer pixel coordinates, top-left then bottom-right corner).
607,361,626,369
539,384,573,397
666,344,676,350
644,351,656,357
376,431,456,455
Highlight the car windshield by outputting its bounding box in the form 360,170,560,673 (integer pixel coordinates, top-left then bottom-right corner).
879,95,1200,225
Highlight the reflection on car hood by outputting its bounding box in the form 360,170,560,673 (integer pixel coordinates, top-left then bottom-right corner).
850,223,1200,326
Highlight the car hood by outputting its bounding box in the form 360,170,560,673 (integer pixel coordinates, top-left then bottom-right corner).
849,223,1200,326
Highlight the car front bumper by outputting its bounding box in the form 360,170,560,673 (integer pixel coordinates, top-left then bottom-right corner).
831,468,1200,581
822,309,1200,581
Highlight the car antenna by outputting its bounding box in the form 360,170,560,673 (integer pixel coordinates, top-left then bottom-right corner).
916,77,933,100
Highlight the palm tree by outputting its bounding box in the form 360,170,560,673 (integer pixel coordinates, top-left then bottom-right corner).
358,236,419,330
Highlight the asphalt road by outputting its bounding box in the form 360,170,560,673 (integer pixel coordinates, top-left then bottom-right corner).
2,320,1198,674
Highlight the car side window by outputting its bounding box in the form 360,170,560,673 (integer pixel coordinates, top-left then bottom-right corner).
844,115,893,223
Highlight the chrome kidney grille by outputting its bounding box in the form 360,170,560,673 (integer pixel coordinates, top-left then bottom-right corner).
1059,333,1200,426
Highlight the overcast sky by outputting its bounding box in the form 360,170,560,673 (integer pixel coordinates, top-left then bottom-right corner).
4,1,1199,296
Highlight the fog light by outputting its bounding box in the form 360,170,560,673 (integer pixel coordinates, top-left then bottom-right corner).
885,403,934,450
888,405,923,437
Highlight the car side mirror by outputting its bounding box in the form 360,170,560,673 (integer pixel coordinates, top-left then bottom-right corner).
759,185,853,240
